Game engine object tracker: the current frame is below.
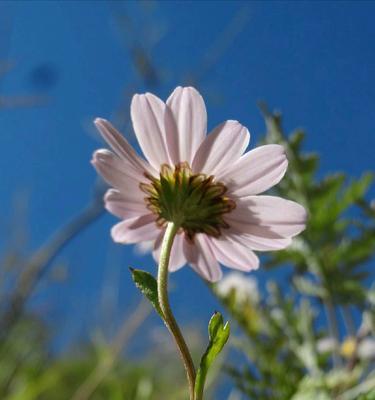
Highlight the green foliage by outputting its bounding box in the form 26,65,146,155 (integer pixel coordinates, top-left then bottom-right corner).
216,106,375,400
0,321,189,400
194,312,230,399
357,391,375,400
130,268,163,317
261,107,374,306
222,284,310,399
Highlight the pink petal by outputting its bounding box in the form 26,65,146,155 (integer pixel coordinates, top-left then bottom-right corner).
209,236,259,271
183,234,223,282
225,228,292,251
94,118,155,179
192,120,250,175
166,87,207,164
104,189,148,219
228,195,307,237
217,144,288,196
153,231,187,272
131,93,173,169
91,149,145,203
111,214,159,244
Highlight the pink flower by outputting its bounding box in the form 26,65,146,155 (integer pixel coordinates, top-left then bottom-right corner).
92,87,306,282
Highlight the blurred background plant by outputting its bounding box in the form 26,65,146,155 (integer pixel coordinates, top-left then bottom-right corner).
0,1,374,399
214,108,375,399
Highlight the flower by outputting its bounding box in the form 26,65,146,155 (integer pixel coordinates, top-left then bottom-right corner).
341,336,357,359
358,337,375,360
316,337,339,354
216,272,259,305
92,86,306,282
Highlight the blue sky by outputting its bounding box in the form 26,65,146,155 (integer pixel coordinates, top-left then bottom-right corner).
0,0,374,379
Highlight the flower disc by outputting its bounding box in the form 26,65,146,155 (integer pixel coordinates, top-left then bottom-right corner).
140,163,236,240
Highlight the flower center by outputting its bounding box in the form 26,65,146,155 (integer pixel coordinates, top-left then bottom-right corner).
140,162,236,240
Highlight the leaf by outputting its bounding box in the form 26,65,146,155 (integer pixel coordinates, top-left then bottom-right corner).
340,173,374,210
130,268,163,317
299,153,319,175
310,173,374,234
288,130,305,153
293,276,327,299
194,312,230,400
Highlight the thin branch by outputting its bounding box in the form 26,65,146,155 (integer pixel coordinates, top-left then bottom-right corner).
0,187,105,340
324,297,342,368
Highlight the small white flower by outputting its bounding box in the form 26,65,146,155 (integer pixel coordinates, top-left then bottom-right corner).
270,307,284,323
216,271,259,304
316,336,339,354
358,337,375,360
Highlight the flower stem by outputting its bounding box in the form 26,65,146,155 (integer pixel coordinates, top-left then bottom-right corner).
157,222,196,400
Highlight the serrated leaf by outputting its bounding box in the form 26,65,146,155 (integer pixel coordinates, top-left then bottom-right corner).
130,268,163,317
341,173,374,207
288,130,305,153
299,153,319,175
194,312,230,400
312,173,346,200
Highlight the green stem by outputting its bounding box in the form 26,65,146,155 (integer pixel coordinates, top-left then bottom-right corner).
324,297,342,368
194,367,206,400
157,222,196,400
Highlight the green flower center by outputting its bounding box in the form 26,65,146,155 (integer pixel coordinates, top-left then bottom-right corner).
140,162,236,240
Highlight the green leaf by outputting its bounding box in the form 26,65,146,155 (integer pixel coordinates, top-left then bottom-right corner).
341,172,374,209
194,312,230,400
293,276,327,299
357,392,375,400
288,130,305,153
300,152,319,171
130,268,163,317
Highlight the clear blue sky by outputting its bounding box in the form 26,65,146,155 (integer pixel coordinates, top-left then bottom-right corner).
0,0,374,379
